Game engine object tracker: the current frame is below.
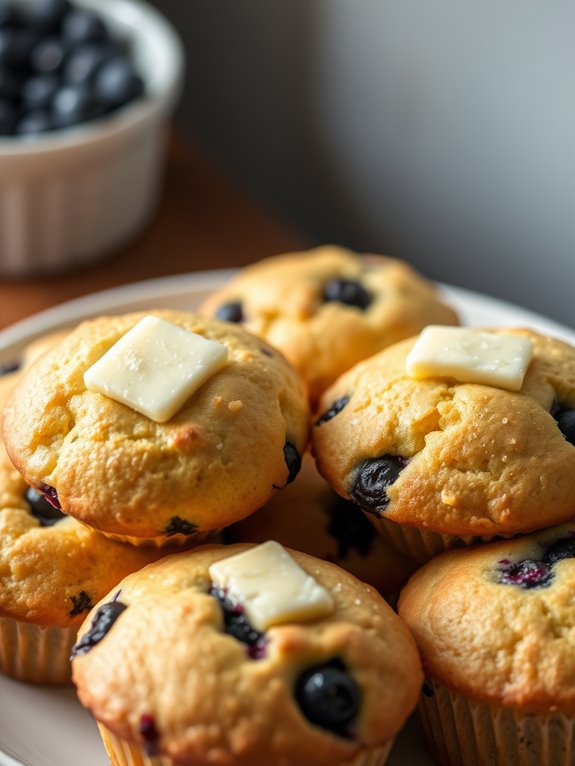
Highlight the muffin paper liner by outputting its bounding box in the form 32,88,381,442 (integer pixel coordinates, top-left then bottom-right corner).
100,527,221,549
372,516,510,565
98,725,394,766
0,615,76,685
419,679,575,766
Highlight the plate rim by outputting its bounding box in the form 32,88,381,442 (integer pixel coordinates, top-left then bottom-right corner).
0,271,573,364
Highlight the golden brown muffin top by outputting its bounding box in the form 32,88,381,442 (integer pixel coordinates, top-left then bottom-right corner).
3,310,309,544
0,371,165,627
399,524,575,714
312,328,575,538
72,544,422,766
200,246,458,403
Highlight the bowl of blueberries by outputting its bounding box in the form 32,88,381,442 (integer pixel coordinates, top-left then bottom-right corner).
0,0,183,275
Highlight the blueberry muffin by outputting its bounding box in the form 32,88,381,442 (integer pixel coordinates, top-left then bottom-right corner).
72,542,422,766
399,525,575,766
312,327,575,563
200,246,458,403
225,453,416,598
3,310,309,546
0,373,167,684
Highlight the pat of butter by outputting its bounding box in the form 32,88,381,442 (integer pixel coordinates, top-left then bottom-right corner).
209,541,335,631
84,316,228,422
406,326,533,391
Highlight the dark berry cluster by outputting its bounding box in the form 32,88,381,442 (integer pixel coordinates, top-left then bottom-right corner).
0,0,144,137
209,586,267,659
497,535,575,590
349,455,409,515
71,594,127,656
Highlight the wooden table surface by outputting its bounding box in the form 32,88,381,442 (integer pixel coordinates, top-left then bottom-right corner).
0,135,308,330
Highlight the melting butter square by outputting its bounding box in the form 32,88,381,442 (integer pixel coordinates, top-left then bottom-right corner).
406,326,533,391
84,316,228,422
209,541,335,631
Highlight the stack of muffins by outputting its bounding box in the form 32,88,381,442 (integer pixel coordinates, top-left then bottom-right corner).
2,244,575,766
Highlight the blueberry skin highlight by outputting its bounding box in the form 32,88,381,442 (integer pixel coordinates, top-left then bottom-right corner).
215,300,244,323
71,598,127,656
295,659,360,737
498,559,553,590
349,456,407,515
315,395,350,427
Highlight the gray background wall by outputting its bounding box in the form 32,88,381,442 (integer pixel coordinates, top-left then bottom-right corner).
153,0,575,327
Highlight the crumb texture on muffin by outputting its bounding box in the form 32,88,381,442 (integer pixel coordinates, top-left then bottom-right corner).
399,525,575,713
313,328,575,537
72,544,422,766
2,311,309,541
201,246,458,402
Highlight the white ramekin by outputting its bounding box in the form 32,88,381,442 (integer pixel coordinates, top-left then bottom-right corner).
0,0,184,276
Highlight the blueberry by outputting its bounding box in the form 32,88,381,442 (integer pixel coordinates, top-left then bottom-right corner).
0,67,23,100
93,55,144,109
0,359,20,374
325,495,376,559
61,9,107,44
14,109,52,135
210,586,267,659
25,0,71,30
21,73,59,110
71,596,127,656
52,83,103,127
215,300,244,323
543,536,575,564
25,485,65,525
295,659,360,737
283,441,301,485
422,681,434,698
498,559,553,589
37,483,61,510
139,714,159,756
0,1,22,28
322,278,372,310
63,42,116,85
349,455,407,515
69,590,92,617
164,516,198,536
315,395,350,426
0,97,15,134
0,29,37,67
555,408,575,447
30,36,67,73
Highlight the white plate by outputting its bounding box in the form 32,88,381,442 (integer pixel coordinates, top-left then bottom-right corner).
0,270,573,766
